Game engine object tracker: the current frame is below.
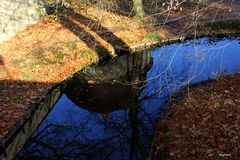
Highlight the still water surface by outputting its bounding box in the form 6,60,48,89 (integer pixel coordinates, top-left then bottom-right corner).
17,37,240,160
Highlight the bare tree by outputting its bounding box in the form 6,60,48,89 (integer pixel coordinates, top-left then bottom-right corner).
132,0,145,18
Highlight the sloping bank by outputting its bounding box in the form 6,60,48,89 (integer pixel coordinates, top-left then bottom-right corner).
150,73,240,160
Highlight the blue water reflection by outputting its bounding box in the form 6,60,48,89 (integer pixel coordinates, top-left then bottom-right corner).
140,37,240,112
17,37,240,160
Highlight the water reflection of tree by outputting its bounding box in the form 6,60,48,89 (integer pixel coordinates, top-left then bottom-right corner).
17,46,193,159
18,51,154,160
19,39,227,159
18,103,157,159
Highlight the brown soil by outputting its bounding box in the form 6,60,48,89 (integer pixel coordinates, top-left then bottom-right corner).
0,0,239,147
152,73,240,160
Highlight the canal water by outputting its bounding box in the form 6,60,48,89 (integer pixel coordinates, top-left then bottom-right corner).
17,37,240,160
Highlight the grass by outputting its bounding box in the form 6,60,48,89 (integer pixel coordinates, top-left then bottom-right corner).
12,96,21,104
48,46,66,63
80,49,99,63
81,49,90,57
50,14,59,21
28,46,66,66
82,64,91,73
129,37,138,44
141,32,163,41
22,71,32,79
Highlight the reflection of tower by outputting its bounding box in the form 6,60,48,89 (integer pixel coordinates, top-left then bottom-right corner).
127,50,151,160
129,102,139,159
128,50,153,83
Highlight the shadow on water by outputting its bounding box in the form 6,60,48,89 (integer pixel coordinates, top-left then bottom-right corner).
17,37,240,159
58,7,129,61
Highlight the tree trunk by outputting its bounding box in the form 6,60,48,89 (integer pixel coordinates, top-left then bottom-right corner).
132,0,145,18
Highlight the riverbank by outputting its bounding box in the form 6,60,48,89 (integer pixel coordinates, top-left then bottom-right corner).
151,73,240,159
0,0,240,158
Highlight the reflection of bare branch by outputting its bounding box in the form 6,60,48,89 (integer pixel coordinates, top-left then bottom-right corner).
30,138,63,159
32,123,67,141
19,98,163,159
138,107,154,129
74,112,91,136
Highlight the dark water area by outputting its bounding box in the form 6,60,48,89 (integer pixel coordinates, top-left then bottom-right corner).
17,37,240,160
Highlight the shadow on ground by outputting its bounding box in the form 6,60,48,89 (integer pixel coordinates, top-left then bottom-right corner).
58,7,130,61
0,56,4,66
0,79,54,158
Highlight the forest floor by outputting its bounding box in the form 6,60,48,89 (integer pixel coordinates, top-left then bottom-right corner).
152,73,240,160
0,0,240,152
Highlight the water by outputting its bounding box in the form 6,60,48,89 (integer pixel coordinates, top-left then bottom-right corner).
17,37,240,160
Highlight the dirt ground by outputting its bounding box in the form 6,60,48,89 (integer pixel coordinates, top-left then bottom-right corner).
0,0,240,147
152,73,240,160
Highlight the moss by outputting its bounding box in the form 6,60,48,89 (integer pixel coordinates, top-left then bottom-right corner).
22,71,32,79
12,96,21,104
81,49,90,57
28,46,66,65
141,32,163,41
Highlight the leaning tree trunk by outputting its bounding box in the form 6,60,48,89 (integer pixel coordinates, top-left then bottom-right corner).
132,0,145,18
